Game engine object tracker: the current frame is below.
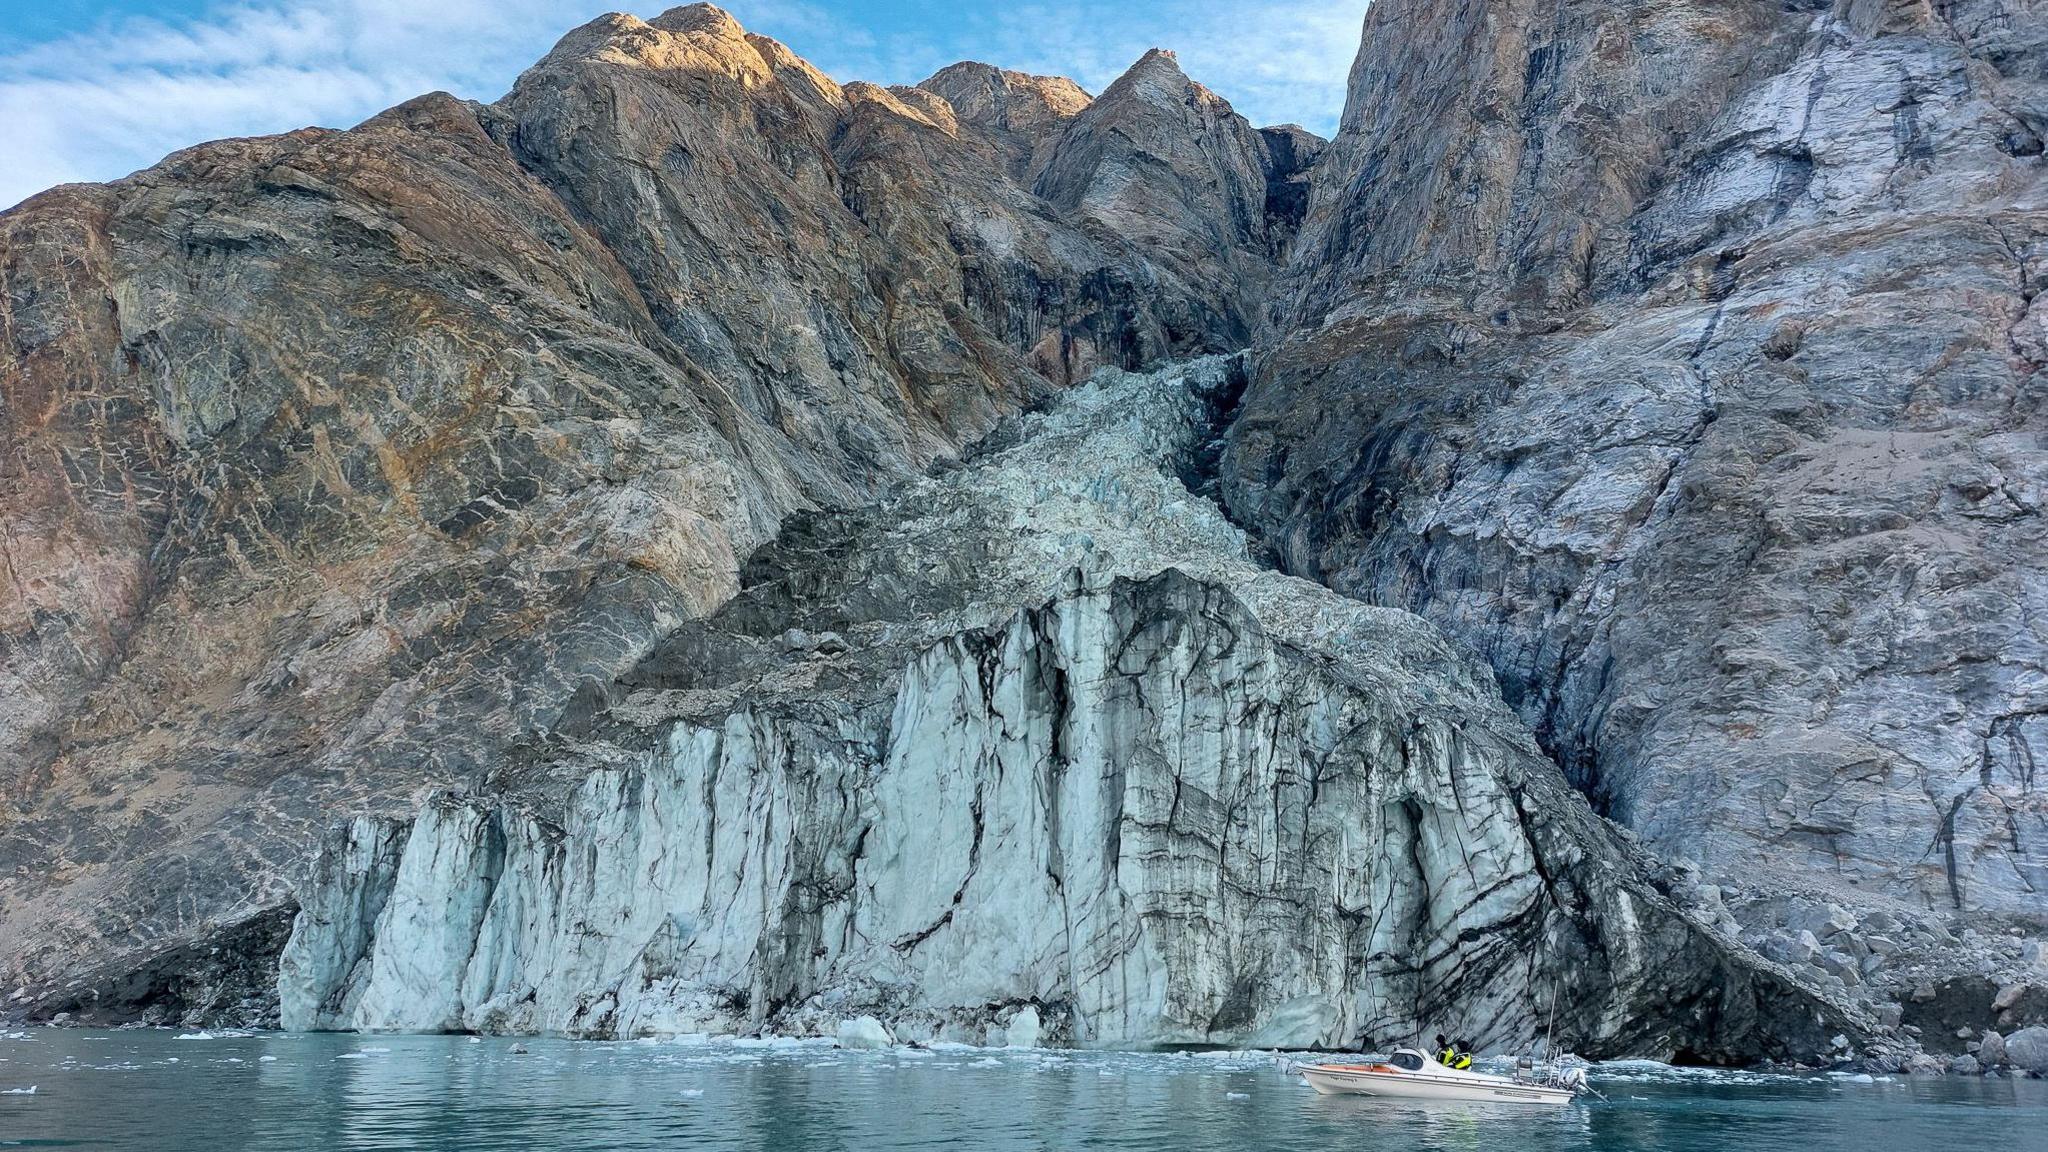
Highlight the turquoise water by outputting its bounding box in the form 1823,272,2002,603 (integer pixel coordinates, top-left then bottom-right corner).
2,1029,2044,1151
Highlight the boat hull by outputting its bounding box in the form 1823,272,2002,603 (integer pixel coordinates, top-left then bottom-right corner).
1298,1063,1576,1106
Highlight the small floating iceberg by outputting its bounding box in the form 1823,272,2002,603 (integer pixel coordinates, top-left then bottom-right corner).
836,1017,892,1050
1005,1007,1040,1049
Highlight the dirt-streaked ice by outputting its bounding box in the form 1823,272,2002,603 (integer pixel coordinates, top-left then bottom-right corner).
277,359,1847,1061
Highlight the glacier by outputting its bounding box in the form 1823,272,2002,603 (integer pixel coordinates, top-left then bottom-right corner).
278,357,1852,1060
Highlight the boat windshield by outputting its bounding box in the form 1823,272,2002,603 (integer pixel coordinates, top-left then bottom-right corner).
1390,1051,1426,1071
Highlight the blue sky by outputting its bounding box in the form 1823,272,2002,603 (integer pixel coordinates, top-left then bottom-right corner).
0,0,1370,210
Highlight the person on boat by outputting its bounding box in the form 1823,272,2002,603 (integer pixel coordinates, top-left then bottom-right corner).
1451,1039,1475,1070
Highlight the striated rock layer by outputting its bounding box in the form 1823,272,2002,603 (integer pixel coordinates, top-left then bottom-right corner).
0,6,1312,1023
277,359,1850,1060
1225,0,2048,948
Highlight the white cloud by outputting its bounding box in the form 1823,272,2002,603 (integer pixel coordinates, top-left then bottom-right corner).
0,0,1367,211
0,0,598,207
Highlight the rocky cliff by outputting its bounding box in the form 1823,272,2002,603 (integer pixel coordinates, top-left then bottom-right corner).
0,5,1303,1026
1224,0,2048,994
3,1,2044,1064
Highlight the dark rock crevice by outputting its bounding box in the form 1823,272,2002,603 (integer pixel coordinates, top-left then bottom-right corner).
16,905,300,1029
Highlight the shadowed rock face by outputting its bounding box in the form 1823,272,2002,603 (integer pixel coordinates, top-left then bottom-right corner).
0,5,1310,1023
275,359,1853,1061
1035,50,1288,350
1258,125,1326,240
1226,0,2048,933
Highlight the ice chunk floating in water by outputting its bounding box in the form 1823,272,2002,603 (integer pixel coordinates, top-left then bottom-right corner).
835,1017,891,1050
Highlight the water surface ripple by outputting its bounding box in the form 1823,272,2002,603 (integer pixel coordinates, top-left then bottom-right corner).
2,1030,2042,1150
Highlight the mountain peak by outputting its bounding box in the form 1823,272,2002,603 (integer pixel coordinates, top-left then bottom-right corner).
917,61,1091,182
918,61,1091,120
525,2,843,118
1126,48,1187,81
648,3,746,38
1030,41,1279,335
537,4,754,74
1090,46,1226,115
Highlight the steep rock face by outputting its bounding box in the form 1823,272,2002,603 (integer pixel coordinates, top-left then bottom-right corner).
1036,51,1293,348
279,359,1851,1060
1279,0,1811,323
0,5,1308,1022
917,62,1091,183
1257,125,1326,239
2,91,770,1021
1227,0,2048,930
823,75,1255,389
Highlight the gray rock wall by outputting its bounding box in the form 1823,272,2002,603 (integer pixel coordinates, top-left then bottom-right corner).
1226,0,2048,920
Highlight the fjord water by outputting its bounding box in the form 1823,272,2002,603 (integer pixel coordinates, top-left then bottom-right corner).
3,1031,2043,1152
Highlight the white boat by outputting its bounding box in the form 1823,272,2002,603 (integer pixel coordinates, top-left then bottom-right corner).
1298,1048,1581,1105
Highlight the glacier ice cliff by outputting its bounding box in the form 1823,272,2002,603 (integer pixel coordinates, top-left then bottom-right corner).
278,359,1850,1059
